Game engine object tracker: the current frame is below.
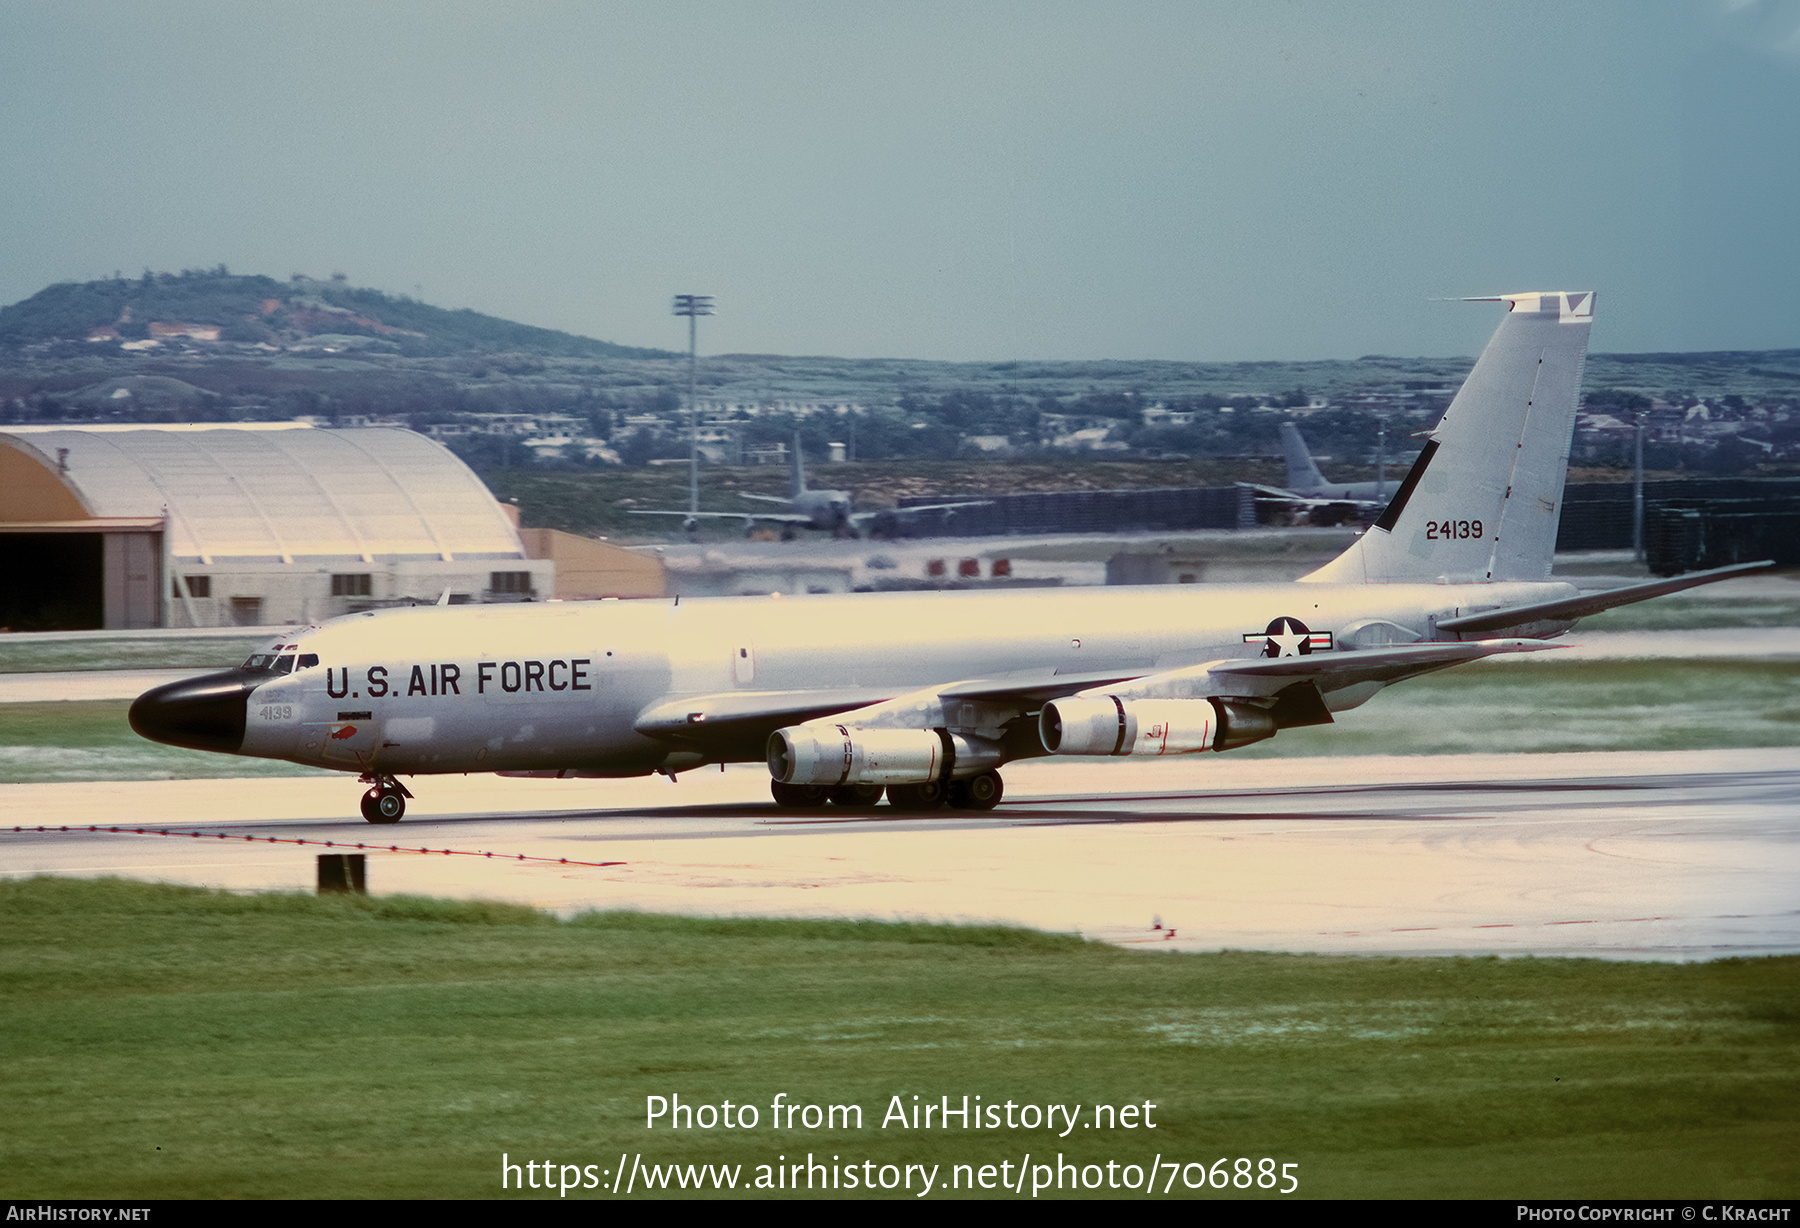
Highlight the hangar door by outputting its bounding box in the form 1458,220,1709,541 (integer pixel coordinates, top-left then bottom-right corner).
0,526,162,630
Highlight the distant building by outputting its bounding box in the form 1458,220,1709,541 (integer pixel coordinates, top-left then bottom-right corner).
0,425,665,631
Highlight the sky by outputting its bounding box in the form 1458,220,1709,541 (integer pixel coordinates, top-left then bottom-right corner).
2,1,1797,362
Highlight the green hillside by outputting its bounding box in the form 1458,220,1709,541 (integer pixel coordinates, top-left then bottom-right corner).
0,269,673,360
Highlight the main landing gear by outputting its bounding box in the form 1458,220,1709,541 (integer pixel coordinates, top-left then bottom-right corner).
770,772,1003,813
359,774,413,824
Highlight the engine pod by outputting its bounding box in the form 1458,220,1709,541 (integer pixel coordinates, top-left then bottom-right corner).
769,725,945,785
769,724,1004,785
1039,696,1276,755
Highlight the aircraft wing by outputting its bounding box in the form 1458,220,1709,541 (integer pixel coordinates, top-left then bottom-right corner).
631,666,1156,756
895,499,994,514
633,641,1555,759
1059,638,1561,729
1435,560,1775,635
1189,638,1560,693
1239,481,1382,512
634,686,903,751
626,509,816,525
851,500,993,526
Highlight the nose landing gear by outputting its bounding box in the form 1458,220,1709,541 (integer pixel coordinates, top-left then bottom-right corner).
358,774,413,823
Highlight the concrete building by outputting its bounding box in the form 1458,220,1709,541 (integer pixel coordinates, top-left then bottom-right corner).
0,424,591,630
515,528,664,602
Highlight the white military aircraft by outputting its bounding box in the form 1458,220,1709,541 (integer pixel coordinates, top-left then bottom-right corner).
131,292,1769,822
630,433,987,538
1242,422,1394,524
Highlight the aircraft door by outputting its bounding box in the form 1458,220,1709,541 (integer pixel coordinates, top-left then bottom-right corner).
732,643,756,686
312,709,380,768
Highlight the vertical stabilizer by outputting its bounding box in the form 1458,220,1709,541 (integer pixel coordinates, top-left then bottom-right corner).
790,431,808,498
1304,292,1593,584
1279,422,1331,493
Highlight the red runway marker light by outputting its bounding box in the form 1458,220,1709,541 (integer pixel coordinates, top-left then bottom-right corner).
43,824,624,868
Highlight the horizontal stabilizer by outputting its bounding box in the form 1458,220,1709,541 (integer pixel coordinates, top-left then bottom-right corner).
1435,560,1775,635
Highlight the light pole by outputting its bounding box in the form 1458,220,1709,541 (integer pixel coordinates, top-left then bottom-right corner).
1632,410,1646,564
1375,414,1388,501
672,294,714,530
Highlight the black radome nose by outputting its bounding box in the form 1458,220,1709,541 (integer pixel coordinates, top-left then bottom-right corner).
128,671,261,754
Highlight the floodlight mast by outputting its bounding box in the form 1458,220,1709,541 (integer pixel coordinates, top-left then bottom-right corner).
1633,411,1646,563
672,294,714,529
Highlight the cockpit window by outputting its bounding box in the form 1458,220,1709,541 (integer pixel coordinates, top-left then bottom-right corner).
242,650,316,674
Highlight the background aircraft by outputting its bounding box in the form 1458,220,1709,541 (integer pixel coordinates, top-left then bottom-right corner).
130,291,1769,822
631,432,987,538
1243,422,1394,524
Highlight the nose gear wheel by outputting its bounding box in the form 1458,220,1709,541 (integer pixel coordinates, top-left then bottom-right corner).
358,774,412,823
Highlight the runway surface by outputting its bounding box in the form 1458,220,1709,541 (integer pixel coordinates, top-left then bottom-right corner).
4,747,1795,961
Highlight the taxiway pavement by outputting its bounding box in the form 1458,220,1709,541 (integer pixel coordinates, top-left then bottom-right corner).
4,747,1794,961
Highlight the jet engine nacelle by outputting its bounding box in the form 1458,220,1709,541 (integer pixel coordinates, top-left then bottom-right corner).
768,724,1002,786
1038,696,1278,756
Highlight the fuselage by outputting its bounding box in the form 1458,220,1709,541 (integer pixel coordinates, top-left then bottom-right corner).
791,489,854,531
133,579,1576,778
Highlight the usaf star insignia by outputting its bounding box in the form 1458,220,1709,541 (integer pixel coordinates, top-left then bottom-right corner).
1243,617,1333,658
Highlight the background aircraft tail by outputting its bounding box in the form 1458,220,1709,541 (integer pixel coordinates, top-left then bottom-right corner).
1279,422,1330,493
1305,292,1593,585
790,431,808,498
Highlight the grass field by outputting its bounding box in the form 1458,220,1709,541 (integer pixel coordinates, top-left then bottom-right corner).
1,878,1794,1200
0,634,266,675
1574,591,1800,631
0,700,333,783
1228,656,1800,758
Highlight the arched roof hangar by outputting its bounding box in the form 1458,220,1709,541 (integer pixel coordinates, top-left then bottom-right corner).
0,426,548,629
